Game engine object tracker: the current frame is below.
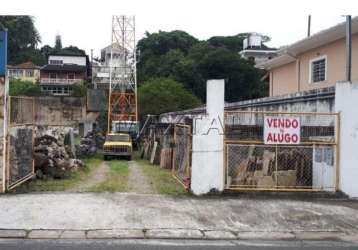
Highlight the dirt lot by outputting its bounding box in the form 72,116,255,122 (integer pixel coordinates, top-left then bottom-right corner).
15,153,186,195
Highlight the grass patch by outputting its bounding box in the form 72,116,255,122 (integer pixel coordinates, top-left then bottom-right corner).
15,153,103,193
89,160,129,192
136,159,187,195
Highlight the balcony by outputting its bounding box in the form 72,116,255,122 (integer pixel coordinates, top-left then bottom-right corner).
39,78,83,85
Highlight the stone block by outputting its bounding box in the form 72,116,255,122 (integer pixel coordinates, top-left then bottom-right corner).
145,229,203,239
60,230,86,239
257,176,275,188
204,230,236,239
87,229,144,239
295,231,345,241
0,229,27,238
238,231,295,240
28,230,62,239
274,170,297,187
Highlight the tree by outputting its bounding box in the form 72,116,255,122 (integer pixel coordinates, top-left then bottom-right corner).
9,78,42,96
54,34,62,51
71,82,87,97
207,33,249,52
138,77,201,119
136,30,269,104
60,46,86,56
40,44,54,60
138,30,198,56
137,30,199,83
189,43,267,101
0,16,43,65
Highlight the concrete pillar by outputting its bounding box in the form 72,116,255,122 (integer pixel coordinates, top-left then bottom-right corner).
0,77,4,192
191,79,225,195
335,81,358,198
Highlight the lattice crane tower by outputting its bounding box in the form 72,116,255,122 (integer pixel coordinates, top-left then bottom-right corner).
108,15,137,132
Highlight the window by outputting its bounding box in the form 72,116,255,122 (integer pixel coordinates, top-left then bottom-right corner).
64,86,70,94
49,73,57,79
49,60,63,65
10,69,23,77
68,73,75,80
26,70,34,77
310,56,327,83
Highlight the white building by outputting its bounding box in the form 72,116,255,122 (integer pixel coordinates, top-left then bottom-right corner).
239,33,277,65
48,54,87,66
92,44,127,89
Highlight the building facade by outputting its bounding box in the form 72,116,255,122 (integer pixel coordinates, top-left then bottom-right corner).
258,17,358,96
239,33,277,65
7,61,40,83
40,54,87,96
92,44,126,90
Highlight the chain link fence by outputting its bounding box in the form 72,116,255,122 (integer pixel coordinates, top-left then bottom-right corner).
224,111,338,191
172,124,191,189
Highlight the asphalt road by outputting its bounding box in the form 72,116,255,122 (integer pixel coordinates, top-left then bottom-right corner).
0,239,358,250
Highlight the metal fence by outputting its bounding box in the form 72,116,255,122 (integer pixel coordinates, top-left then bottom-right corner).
224,111,339,191
172,124,191,189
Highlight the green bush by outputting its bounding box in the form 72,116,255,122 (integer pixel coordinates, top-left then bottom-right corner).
9,78,42,96
71,82,87,97
96,109,108,133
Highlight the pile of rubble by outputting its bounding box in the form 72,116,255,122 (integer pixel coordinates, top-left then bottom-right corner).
75,130,105,157
34,127,84,179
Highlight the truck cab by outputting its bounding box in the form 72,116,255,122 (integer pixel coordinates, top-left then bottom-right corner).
103,133,133,160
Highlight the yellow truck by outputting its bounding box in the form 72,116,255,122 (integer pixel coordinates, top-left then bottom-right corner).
103,132,133,160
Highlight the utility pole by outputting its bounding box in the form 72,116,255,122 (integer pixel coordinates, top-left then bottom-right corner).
307,15,311,37
90,49,95,89
346,15,352,82
0,27,8,192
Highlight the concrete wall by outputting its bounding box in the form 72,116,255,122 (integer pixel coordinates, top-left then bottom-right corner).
34,96,87,126
8,126,33,185
270,34,358,96
33,96,99,136
335,81,358,198
191,80,225,195
160,87,335,123
87,89,108,112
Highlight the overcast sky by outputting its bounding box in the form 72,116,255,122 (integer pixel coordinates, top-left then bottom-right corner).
1,0,357,57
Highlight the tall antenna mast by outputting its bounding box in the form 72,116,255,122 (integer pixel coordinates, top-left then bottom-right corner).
107,15,137,132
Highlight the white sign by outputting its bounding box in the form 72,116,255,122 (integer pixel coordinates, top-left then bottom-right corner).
264,116,300,144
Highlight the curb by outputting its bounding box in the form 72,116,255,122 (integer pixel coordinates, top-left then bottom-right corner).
0,229,357,243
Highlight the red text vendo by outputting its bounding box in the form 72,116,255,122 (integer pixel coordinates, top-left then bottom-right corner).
263,116,301,144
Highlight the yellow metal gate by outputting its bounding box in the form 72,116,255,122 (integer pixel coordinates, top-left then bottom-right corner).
224,111,339,191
